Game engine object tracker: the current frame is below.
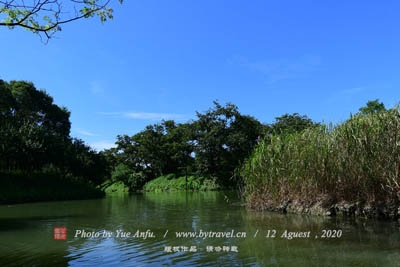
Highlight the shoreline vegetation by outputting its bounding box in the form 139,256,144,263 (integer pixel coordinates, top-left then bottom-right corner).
143,174,222,191
102,174,223,192
0,80,110,205
241,107,400,220
2,79,400,221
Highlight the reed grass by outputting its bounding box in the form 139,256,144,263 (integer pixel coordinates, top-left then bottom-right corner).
241,108,400,208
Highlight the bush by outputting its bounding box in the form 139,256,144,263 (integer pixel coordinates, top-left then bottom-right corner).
126,172,147,191
143,174,221,191
111,163,147,191
102,180,130,193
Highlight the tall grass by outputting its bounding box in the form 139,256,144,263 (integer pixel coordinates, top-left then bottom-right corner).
241,108,400,208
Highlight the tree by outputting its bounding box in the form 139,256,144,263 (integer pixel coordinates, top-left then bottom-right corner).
269,113,318,135
0,80,71,171
0,0,122,41
161,121,195,175
111,101,265,188
359,99,386,115
0,79,110,186
111,163,146,191
9,80,71,137
63,138,110,185
114,120,195,183
193,101,264,184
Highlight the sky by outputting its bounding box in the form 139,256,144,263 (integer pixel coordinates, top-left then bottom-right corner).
1,0,400,150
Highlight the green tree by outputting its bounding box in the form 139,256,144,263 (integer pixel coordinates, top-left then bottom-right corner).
114,120,195,183
0,80,15,116
63,138,110,185
359,99,386,115
269,113,319,135
0,80,70,171
111,101,268,188
193,101,264,184
0,0,122,41
0,79,109,186
161,121,195,175
111,163,146,191
9,80,71,137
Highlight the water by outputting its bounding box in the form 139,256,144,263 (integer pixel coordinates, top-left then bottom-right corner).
0,192,399,266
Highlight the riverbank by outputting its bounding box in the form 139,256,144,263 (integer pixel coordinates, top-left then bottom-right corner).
248,194,400,219
0,171,104,204
241,109,400,220
103,174,223,192
142,174,222,192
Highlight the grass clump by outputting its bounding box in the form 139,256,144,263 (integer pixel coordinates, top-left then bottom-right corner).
241,108,400,209
143,174,221,191
100,180,130,193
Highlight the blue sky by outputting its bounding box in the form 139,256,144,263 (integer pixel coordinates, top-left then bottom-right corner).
1,0,400,150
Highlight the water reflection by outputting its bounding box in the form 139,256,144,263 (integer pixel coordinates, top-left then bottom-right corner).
0,192,399,266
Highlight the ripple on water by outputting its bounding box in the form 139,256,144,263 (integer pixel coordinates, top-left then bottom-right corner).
1,192,400,266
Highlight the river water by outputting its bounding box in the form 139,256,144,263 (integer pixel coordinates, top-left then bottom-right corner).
0,192,399,266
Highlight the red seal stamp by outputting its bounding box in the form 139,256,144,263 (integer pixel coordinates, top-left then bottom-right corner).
54,227,67,240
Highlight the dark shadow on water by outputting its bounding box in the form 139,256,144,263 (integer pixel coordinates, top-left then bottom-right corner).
0,214,84,231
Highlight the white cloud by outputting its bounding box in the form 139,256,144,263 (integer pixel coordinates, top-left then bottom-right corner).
123,112,185,120
90,141,116,151
75,128,99,137
98,112,186,121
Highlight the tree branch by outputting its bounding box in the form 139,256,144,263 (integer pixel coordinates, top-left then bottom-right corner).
0,0,116,41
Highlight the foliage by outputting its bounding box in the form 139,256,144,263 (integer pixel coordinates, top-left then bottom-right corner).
143,174,221,192
359,99,386,115
193,101,265,185
113,120,194,181
241,105,400,208
268,113,319,135
102,180,130,193
0,79,110,187
0,0,123,41
110,101,265,188
110,163,146,191
63,138,110,185
0,80,70,171
111,163,132,183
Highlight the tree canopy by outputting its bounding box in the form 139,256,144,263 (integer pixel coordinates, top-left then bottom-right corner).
0,80,110,185
268,113,319,136
359,99,386,115
193,101,265,183
113,120,195,185
110,101,266,188
0,0,122,40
